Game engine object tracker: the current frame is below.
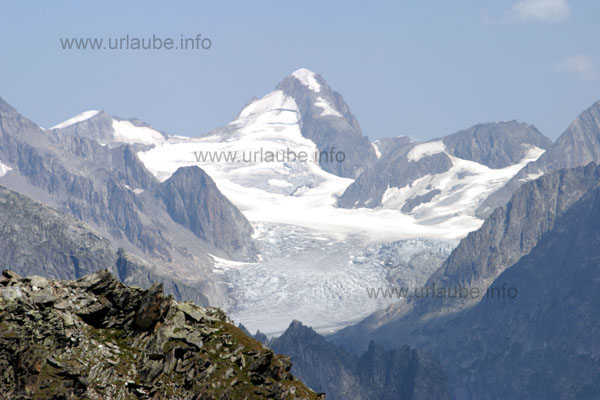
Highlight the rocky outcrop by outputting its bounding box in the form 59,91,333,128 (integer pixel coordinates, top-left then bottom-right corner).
0,270,323,399
271,321,449,400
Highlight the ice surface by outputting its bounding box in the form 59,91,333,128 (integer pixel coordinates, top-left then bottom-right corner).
218,223,455,336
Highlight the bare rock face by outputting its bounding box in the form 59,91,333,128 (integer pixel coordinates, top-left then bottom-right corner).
480,99,600,217
158,166,257,261
0,270,323,399
0,183,210,306
276,72,377,179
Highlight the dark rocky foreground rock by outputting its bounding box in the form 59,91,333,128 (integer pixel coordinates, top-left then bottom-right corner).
0,270,324,399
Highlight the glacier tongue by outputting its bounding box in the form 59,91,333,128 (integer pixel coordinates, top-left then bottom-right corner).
217,223,455,337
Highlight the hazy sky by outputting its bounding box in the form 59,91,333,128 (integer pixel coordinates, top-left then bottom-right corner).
1,0,599,141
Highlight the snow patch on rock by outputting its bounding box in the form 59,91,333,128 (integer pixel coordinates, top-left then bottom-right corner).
291,68,321,92
51,110,99,130
407,140,446,161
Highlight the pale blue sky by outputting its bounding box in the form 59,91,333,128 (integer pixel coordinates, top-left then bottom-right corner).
0,0,599,141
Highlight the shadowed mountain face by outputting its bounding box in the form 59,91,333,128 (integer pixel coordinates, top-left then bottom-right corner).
332,163,600,399
0,96,257,307
270,321,450,400
422,162,600,313
337,120,551,210
158,166,256,260
0,184,115,280
411,175,600,399
480,99,600,217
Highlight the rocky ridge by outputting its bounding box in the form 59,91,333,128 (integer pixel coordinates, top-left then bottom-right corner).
271,321,449,400
0,270,323,399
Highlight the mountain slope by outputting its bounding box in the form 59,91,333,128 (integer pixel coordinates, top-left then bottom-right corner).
158,166,256,259
49,110,167,147
411,172,600,398
421,180,600,398
0,183,209,305
334,163,600,351
0,96,257,307
337,121,550,234
441,121,551,168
